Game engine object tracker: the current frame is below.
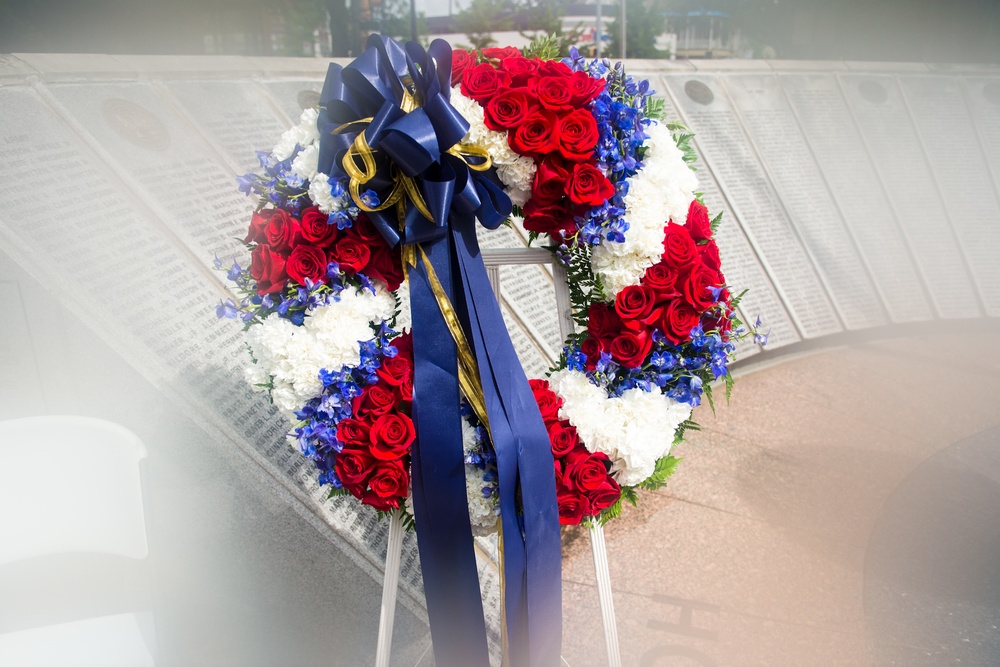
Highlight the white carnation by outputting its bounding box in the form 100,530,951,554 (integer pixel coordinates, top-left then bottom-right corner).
592,120,700,298
291,143,319,182
244,285,396,420
548,369,691,487
272,108,321,161
308,172,341,214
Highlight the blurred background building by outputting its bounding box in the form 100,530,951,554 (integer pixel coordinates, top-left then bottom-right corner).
2,0,999,62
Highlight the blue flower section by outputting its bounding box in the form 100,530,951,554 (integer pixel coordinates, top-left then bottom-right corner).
562,305,736,408
565,49,655,247
290,326,400,488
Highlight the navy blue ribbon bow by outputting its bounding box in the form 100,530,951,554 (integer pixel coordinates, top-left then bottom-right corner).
319,35,562,667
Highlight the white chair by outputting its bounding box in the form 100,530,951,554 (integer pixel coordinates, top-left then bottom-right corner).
0,416,155,666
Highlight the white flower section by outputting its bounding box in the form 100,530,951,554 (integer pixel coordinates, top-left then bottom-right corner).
273,108,321,161
308,172,343,214
244,285,396,417
463,418,498,536
591,121,699,298
548,369,691,487
291,143,319,182
451,87,536,207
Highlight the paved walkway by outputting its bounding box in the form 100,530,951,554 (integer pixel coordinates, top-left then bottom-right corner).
560,333,1000,666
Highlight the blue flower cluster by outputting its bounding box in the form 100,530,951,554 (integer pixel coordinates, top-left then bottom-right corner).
291,324,401,488
237,148,311,215
214,255,358,326
563,317,737,409
460,403,500,501
564,48,654,247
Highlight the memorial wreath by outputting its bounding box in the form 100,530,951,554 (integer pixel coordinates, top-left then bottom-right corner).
215,34,752,667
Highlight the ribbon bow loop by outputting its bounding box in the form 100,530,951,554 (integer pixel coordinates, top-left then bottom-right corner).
319,36,506,249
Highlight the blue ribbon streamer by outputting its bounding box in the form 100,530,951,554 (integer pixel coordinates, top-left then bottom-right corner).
319,34,561,667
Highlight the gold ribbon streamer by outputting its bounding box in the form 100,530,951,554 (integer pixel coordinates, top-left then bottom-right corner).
415,245,490,431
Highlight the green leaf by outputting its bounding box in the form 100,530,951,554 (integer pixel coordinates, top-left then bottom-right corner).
729,288,749,311
704,382,716,416
646,97,666,121
638,455,682,491
725,372,734,403
522,35,560,61
709,211,724,235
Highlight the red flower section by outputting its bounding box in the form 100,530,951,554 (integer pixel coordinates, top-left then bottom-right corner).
575,199,731,368
244,205,403,296
531,380,621,525
464,53,609,244
335,332,417,511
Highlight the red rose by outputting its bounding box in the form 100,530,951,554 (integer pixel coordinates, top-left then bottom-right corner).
528,378,549,392
565,449,613,493
451,49,475,86
685,200,712,242
484,89,535,132
369,412,416,460
499,56,538,86
614,284,658,328
362,488,400,511
352,383,397,420
367,458,409,499
377,353,413,388
336,417,371,447
567,70,605,105
557,110,599,161
249,244,288,295
610,330,652,368
398,378,413,403
300,206,339,247
699,239,722,272
642,261,680,301
661,223,698,268
580,336,605,370
522,199,576,240
264,208,301,252
538,59,573,78
509,109,560,157
531,383,563,424
336,446,376,493
548,420,579,458
587,301,622,342
366,245,404,291
329,237,371,274
536,76,573,111
661,299,700,345
557,485,591,525
482,46,521,60
681,264,720,312
286,244,328,285
587,478,621,513
567,163,615,207
461,63,511,103
349,214,384,243
531,155,571,204
245,208,276,244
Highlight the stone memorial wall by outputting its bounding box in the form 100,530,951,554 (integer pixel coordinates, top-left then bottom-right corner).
2,53,998,649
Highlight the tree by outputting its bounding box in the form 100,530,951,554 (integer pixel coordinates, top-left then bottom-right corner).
607,0,668,59
455,0,515,50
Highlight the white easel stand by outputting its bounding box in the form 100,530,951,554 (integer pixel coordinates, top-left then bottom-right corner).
375,509,405,667
589,522,621,667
